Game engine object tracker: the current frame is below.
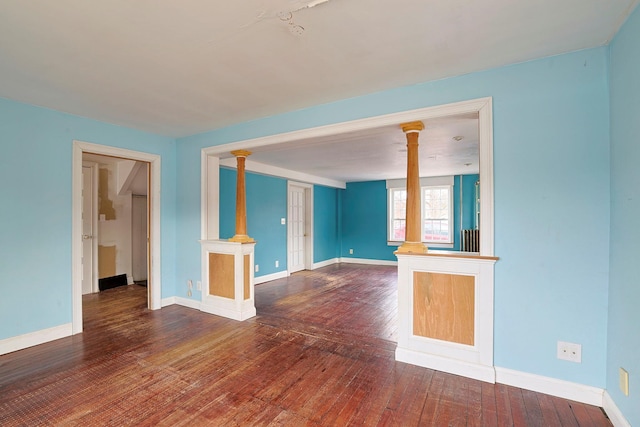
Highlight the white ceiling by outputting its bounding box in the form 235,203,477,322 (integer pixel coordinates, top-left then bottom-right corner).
220,112,480,182
1,0,636,182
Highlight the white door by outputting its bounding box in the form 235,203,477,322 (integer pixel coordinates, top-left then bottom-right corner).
288,184,306,273
81,165,95,294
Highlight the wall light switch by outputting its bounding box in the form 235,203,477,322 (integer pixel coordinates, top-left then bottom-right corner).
281,218,286,225
196,281,202,291
255,264,259,273
275,260,279,268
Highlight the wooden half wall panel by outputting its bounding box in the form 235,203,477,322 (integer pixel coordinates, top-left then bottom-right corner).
244,254,250,300
413,272,475,346
209,253,235,299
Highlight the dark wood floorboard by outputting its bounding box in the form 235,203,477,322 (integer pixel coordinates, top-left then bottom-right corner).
0,263,612,426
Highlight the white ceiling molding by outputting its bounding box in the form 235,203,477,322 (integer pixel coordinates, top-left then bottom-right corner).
219,157,346,189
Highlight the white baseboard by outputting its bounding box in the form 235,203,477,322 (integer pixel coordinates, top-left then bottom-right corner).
161,296,202,310
174,296,202,310
396,347,496,383
312,258,339,269
603,391,631,427
339,257,398,266
255,270,289,285
161,296,176,307
200,304,256,321
0,323,73,356
495,367,604,407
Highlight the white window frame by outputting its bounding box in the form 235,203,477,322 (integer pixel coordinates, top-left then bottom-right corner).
387,176,454,248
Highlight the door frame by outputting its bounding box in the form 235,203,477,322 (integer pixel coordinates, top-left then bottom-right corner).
287,181,314,273
81,161,99,294
71,140,162,334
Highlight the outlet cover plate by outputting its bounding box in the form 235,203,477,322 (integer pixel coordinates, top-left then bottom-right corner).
557,341,582,363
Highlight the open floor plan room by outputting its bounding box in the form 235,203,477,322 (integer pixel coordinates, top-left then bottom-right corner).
0,264,611,426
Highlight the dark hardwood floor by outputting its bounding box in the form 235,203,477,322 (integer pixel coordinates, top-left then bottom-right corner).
0,264,611,426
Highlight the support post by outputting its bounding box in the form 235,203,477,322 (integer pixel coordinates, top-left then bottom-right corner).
397,121,428,254
229,150,254,243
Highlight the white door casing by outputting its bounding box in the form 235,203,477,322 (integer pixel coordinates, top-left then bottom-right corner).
72,140,162,335
81,164,98,294
131,195,148,282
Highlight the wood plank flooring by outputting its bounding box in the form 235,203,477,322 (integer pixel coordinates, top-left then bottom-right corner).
0,264,611,426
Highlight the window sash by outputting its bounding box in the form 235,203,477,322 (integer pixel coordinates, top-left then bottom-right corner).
388,185,453,244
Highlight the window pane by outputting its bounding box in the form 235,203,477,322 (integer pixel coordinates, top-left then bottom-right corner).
423,186,451,242
393,190,406,219
392,219,405,241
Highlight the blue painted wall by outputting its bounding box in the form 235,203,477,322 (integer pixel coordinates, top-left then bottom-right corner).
314,185,340,263
220,173,339,275
0,97,176,341
177,47,610,388
341,181,395,260
219,167,288,279
608,4,640,425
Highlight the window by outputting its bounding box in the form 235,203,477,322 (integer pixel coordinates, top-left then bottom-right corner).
423,186,451,242
387,177,454,246
390,188,407,241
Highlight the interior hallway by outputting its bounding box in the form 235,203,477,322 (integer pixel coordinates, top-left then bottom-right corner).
0,264,610,426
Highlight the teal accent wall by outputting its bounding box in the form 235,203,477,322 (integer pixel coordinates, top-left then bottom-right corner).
314,185,340,263
177,47,610,389
219,167,236,239
608,4,640,425
0,97,176,341
341,181,395,260
219,167,288,278
460,174,479,231
452,174,479,251
340,175,477,256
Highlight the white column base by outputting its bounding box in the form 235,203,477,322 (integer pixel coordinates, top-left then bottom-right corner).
200,239,256,321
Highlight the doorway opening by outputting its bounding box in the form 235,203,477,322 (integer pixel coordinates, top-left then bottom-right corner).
72,141,162,334
81,154,149,295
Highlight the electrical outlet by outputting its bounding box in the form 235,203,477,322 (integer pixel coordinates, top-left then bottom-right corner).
275,260,279,268
196,281,202,291
557,341,582,363
620,367,630,396
349,248,353,254
255,264,259,273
